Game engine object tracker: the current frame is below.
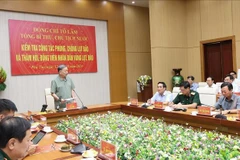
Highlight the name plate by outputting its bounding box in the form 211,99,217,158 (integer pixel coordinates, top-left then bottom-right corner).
67,128,80,144
66,102,77,110
198,106,211,116
99,140,117,160
154,101,163,109
130,98,138,106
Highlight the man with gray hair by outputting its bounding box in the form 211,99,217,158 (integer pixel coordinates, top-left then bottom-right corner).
51,64,75,109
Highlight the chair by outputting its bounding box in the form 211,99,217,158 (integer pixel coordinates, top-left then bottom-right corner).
197,87,218,106
216,82,223,93
172,87,180,100
44,88,55,110
198,82,207,88
216,82,223,88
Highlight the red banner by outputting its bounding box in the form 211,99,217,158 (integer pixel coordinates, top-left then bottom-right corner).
8,19,97,75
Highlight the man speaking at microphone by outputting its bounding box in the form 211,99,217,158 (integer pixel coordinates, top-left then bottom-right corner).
51,64,76,109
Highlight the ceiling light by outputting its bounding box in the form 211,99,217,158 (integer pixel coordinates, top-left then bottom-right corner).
103,1,107,5
132,1,135,4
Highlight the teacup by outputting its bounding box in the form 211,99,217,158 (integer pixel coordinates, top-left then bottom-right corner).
56,135,65,141
192,111,198,116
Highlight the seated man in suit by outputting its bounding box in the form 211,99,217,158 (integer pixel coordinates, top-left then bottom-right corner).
212,82,240,114
224,74,240,92
187,76,199,91
169,81,201,109
0,99,18,121
147,82,172,105
205,76,218,89
229,71,240,86
0,117,32,160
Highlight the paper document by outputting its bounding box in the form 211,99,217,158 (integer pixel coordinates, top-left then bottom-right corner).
65,98,75,102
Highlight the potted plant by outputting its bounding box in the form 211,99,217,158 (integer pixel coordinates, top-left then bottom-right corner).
0,66,7,91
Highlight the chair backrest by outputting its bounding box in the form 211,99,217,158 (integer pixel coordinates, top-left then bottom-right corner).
216,82,223,88
197,87,218,106
172,87,180,100
216,82,223,93
44,88,55,110
198,82,207,88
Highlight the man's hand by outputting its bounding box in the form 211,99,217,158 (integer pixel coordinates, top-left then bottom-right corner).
222,110,230,115
28,144,38,155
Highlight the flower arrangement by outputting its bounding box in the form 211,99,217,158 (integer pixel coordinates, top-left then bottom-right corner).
56,112,240,159
0,66,7,91
137,75,151,86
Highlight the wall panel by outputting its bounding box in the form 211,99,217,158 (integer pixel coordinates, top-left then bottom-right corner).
186,0,201,47
187,47,201,82
149,0,187,90
232,0,240,41
150,0,187,48
200,0,233,40
151,48,188,90
126,53,151,98
124,5,151,98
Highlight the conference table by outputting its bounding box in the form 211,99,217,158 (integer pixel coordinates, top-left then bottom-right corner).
22,102,240,160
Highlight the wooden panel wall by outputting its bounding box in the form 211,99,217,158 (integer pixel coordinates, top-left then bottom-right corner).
124,5,151,98
150,0,240,86
149,0,187,90
0,0,127,102
187,0,239,82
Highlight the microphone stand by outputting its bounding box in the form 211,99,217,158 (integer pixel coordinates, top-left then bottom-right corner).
73,90,88,109
219,105,222,115
58,120,87,154
70,129,88,154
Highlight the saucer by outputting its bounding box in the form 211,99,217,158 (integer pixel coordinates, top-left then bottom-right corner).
82,149,98,158
54,138,66,143
191,111,198,116
60,148,71,152
43,129,53,133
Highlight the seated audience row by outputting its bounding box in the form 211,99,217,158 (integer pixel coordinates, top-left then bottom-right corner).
149,80,240,113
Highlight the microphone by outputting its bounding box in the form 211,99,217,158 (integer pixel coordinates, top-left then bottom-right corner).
73,90,88,109
215,98,226,119
58,120,89,154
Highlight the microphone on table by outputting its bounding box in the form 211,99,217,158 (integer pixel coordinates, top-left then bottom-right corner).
58,120,89,154
73,90,88,109
215,104,227,119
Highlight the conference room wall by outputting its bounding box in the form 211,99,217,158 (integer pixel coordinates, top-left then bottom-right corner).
124,5,151,99
186,0,236,82
150,0,240,89
0,0,128,109
149,0,188,90
0,11,110,113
